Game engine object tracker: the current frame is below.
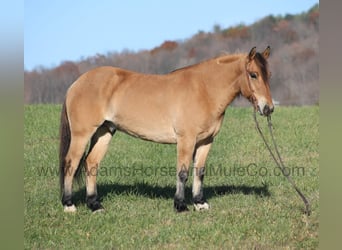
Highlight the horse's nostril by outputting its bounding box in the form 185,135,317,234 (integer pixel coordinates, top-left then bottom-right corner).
270,106,274,113
263,105,271,116
263,105,274,115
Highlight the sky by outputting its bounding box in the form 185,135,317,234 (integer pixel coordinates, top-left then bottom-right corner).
25,0,318,71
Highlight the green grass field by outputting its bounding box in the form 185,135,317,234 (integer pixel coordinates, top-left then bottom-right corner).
24,105,319,249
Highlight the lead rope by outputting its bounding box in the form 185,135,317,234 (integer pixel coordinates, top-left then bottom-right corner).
253,109,311,215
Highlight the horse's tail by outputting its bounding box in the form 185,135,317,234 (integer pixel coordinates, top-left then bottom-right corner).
59,101,86,196
59,101,71,195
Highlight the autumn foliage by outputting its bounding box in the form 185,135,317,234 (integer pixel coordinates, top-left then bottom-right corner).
25,4,319,105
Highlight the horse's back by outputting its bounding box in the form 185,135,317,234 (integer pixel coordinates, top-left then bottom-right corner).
68,66,128,95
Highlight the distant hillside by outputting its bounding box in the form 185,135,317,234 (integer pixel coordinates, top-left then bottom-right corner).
24,4,318,105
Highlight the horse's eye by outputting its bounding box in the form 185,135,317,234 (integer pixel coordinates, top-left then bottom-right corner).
249,72,257,79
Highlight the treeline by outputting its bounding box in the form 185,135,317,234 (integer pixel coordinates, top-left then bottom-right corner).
24,4,319,105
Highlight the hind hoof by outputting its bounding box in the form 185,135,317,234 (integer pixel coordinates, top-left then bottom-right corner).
88,201,104,213
64,204,77,213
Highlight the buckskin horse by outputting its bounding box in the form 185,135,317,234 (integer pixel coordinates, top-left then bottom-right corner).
59,46,274,213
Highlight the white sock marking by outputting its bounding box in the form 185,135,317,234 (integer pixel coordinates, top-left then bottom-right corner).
194,202,210,211
64,204,77,212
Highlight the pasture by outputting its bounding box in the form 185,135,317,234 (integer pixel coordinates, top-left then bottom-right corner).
24,105,318,249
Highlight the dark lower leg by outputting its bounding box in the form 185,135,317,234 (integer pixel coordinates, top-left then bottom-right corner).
62,192,73,206
86,194,103,212
174,168,189,212
62,159,77,208
86,163,104,212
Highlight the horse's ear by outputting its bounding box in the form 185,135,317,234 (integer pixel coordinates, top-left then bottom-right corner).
263,46,271,59
248,47,257,61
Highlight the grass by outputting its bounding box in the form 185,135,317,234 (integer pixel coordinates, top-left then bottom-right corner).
24,105,319,249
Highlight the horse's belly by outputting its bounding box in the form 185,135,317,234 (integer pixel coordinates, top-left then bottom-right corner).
114,117,177,144
120,127,177,144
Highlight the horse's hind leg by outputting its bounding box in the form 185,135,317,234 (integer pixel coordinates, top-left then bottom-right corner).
192,139,213,211
63,133,94,212
85,121,115,212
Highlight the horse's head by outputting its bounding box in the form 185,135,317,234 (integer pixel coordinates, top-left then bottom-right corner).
241,46,274,116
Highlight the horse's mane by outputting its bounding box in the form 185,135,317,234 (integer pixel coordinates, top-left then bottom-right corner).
169,53,243,74
169,51,269,81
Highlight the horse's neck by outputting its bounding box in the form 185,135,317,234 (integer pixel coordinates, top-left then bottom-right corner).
203,56,245,115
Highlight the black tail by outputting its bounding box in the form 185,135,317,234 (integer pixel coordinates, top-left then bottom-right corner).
59,101,86,196
59,101,71,195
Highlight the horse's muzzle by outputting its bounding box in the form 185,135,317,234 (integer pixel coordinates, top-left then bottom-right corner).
260,104,274,116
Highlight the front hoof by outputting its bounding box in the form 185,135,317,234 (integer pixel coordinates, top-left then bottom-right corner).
88,201,104,213
174,199,189,212
194,202,210,211
64,204,77,213
92,207,105,214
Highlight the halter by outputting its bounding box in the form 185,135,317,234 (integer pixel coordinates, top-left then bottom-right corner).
244,60,257,111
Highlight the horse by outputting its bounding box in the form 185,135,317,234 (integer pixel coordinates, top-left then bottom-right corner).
59,46,274,213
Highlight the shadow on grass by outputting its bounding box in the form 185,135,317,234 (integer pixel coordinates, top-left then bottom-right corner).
73,182,270,206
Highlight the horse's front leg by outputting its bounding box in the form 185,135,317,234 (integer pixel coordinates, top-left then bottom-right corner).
174,136,196,212
192,139,213,211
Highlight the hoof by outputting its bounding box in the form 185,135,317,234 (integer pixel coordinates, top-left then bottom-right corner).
194,202,210,211
174,199,189,212
64,204,77,213
92,207,105,214
88,202,104,213
175,206,189,213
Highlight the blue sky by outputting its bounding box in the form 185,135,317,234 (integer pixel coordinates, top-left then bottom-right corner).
25,0,318,71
